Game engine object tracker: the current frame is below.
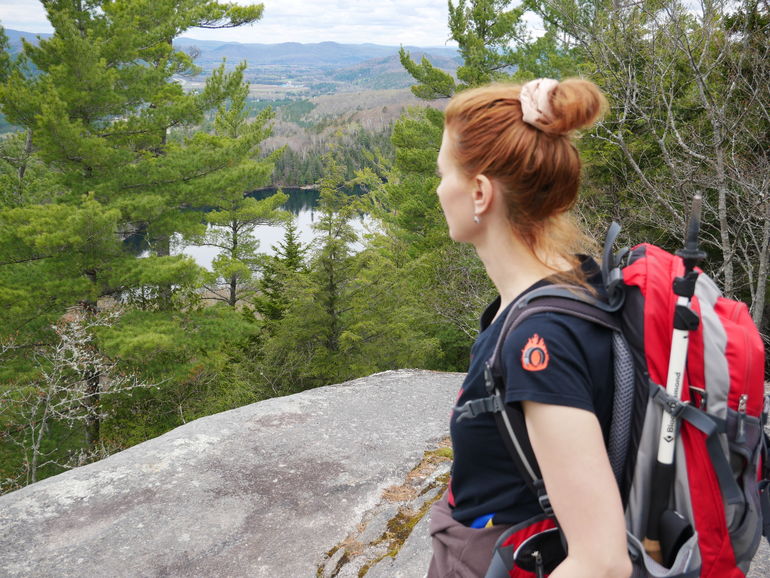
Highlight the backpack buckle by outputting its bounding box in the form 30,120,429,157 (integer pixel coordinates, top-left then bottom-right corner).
651,382,690,418
689,386,708,410
662,397,690,419
453,394,504,422
537,494,553,516
484,361,497,395
532,479,554,516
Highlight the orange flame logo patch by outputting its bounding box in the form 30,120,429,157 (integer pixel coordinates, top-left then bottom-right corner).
521,333,549,371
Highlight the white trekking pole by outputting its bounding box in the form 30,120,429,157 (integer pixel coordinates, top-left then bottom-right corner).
643,194,706,565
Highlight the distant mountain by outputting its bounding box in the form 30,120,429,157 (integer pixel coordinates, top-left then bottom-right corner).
3,29,458,93
2,29,456,67
174,37,457,68
2,28,52,55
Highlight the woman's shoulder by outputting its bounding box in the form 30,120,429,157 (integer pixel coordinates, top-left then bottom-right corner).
502,309,612,366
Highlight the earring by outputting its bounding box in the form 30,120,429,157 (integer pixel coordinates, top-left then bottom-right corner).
473,215,481,224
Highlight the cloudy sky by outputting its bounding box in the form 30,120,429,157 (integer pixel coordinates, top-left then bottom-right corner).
0,0,458,47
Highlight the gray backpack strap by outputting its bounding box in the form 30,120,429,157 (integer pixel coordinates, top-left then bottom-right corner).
484,289,632,491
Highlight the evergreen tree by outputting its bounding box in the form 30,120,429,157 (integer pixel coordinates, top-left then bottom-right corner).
367,107,447,256
253,149,356,390
0,1,266,310
309,148,357,367
361,108,494,370
400,0,575,98
0,1,271,487
192,67,289,307
0,27,10,83
253,141,446,393
253,220,307,326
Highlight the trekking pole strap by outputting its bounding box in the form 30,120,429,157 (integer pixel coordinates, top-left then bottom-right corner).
650,383,743,506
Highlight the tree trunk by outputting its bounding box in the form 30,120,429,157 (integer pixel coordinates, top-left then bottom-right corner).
16,129,33,204
752,200,770,326
155,233,173,309
80,296,102,450
83,368,101,449
29,403,49,484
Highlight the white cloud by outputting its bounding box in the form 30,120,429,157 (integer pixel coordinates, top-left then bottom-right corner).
0,0,50,32
0,0,456,47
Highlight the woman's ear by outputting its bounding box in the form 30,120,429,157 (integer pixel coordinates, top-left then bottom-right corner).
472,174,496,217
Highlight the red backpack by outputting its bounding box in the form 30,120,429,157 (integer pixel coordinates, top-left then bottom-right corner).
457,205,770,577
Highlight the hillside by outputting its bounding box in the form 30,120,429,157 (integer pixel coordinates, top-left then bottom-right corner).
264,88,446,186
1,29,451,181
264,87,444,147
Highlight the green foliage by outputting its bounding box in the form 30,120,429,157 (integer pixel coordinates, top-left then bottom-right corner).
96,304,258,443
366,107,446,256
0,26,12,84
400,1,516,98
253,220,307,326
449,0,528,86
0,198,122,352
0,0,277,490
0,131,59,206
252,148,442,392
201,189,289,306
399,49,457,99
400,0,583,98
361,105,495,370
276,99,317,125
188,78,290,306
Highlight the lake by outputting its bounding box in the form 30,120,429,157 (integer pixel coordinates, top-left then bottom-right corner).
174,187,372,269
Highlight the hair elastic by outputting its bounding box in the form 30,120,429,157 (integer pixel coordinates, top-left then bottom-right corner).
520,78,559,131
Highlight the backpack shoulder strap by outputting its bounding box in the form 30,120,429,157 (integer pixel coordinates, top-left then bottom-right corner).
483,290,623,515
487,288,620,387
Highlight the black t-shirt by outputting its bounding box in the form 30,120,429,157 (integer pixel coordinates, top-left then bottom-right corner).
447,258,614,527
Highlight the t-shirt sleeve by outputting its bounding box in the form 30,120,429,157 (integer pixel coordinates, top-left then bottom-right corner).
501,312,597,413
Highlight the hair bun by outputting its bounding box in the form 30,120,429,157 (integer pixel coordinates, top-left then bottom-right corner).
547,78,607,134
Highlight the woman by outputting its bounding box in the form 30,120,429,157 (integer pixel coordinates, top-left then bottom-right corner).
427,78,632,578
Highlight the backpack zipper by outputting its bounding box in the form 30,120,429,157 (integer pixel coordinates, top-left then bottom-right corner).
736,394,748,444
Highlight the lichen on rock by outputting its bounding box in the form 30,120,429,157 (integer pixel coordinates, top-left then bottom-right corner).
317,438,452,577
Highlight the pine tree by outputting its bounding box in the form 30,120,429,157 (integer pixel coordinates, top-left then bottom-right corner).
361,108,494,370
0,1,266,310
400,0,526,97
254,147,443,392
400,0,578,98
0,1,271,485
253,220,307,325
192,66,289,307
310,148,358,362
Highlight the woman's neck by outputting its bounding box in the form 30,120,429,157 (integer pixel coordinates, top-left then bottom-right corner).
474,227,571,315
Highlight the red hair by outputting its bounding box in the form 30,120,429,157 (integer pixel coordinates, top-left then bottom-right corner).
443,79,607,276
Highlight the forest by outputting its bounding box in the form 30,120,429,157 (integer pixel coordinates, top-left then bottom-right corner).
0,0,767,494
